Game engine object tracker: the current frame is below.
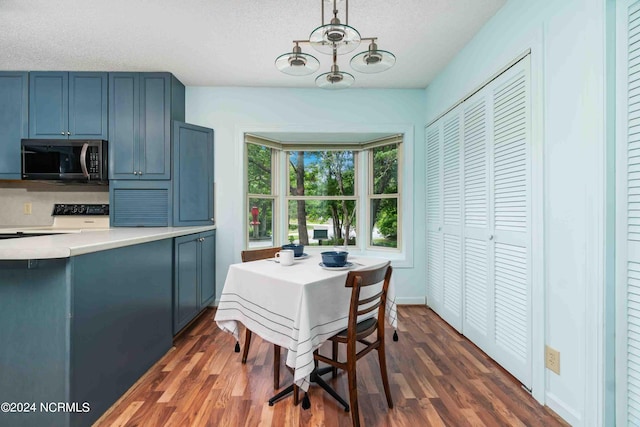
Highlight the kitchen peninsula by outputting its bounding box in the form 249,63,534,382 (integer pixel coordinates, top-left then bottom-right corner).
0,226,216,427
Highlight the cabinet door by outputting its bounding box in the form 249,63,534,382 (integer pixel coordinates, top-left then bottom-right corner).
199,231,216,307
174,235,199,334
109,73,139,179
173,121,215,226
29,72,68,139
0,72,28,179
69,72,108,139
139,73,171,179
110,180,171,227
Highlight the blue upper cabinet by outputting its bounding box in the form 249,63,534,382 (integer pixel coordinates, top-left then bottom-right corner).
69,72,108,139
0,72,28,179
29,72,107,139
172,121,214,226
109,72,185,180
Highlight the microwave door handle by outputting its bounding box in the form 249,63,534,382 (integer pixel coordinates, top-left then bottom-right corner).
80,142,90,180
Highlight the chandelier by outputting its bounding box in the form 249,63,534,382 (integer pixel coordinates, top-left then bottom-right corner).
275,0,396,89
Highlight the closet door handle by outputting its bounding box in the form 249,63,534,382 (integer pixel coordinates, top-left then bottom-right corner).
489,235,494,241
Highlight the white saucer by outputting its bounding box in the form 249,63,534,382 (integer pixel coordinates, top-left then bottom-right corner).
318,262,354,271
294,253,310,260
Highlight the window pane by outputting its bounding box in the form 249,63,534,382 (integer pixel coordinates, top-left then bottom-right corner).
247,144,272,195
248,198,274,248
288,151,355,196
370,198,397,248
287,199,356,246
372,144,398,194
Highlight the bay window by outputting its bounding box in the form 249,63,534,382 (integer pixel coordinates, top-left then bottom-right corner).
245,134,402,252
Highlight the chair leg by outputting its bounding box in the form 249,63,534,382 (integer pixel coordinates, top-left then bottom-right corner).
377,342,394,408
273,345,281,389
347,356,360,427
241,328,252,364
332,340,338,378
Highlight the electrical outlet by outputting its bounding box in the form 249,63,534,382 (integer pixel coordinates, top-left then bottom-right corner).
23,202,32,215
545,345,560,375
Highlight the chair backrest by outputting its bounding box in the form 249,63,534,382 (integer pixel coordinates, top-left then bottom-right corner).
241,247,281,263
344,262,392,340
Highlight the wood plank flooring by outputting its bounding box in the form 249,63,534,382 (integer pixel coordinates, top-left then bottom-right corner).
95,306,567,426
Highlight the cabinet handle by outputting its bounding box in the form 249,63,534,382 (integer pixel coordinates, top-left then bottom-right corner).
60,131,65,135
210,218,214,222
489,235,494,241
438,226,442,231
133,171,138,175
67,131,71,135
138,171,143,175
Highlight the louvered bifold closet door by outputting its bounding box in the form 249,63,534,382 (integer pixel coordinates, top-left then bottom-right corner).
461,90,493,352
440,108,463,331
426,122,444,314
621,2,640,424
426,55,532,389
489,56,531,387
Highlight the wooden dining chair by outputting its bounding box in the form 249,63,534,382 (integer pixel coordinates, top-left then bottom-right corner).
313,262,394,427
240,247,283,389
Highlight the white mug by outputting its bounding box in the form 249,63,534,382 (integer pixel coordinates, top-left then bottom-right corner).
275,249,295,266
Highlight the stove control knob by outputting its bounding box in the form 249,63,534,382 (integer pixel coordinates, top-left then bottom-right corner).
78,206,86,214
72,206,78,214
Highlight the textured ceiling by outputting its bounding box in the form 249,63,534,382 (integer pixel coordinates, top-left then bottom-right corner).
0,0,505,89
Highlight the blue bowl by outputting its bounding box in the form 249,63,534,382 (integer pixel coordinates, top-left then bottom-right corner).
282,243,305,257
321,251,349,267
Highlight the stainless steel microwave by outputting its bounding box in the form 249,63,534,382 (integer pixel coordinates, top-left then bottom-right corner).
21,139,108,182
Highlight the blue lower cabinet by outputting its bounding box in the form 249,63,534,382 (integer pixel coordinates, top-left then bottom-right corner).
0,239,173,427
174,230,216,335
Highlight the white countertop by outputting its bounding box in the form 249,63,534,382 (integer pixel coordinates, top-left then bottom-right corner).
0,226,216,260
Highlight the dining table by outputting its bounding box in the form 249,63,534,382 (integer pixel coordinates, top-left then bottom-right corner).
214,252,398,397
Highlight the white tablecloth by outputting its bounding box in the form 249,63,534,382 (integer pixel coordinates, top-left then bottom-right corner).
214,254,398,391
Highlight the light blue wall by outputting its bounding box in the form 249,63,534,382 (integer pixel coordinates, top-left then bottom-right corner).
424,0,608,425
185,87,427,304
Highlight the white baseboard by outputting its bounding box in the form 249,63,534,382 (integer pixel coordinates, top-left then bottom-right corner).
395,296,426,305
546,391,581,426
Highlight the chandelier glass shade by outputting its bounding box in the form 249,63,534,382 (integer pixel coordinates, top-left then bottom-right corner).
275,44,320,76
350,41,396,73
315,65,355,89
274,0,395,89
309,22,361,55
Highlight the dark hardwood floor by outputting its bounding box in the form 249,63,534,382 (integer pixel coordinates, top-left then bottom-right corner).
95,306,567,426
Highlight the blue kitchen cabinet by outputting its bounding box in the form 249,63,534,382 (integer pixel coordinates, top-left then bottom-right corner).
0,239,173,427
173,230,216,335
200,231,216,306
109,180,172,226
29,72,107,139
108,72,185,180
0,72,28,179
173,121,215,226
